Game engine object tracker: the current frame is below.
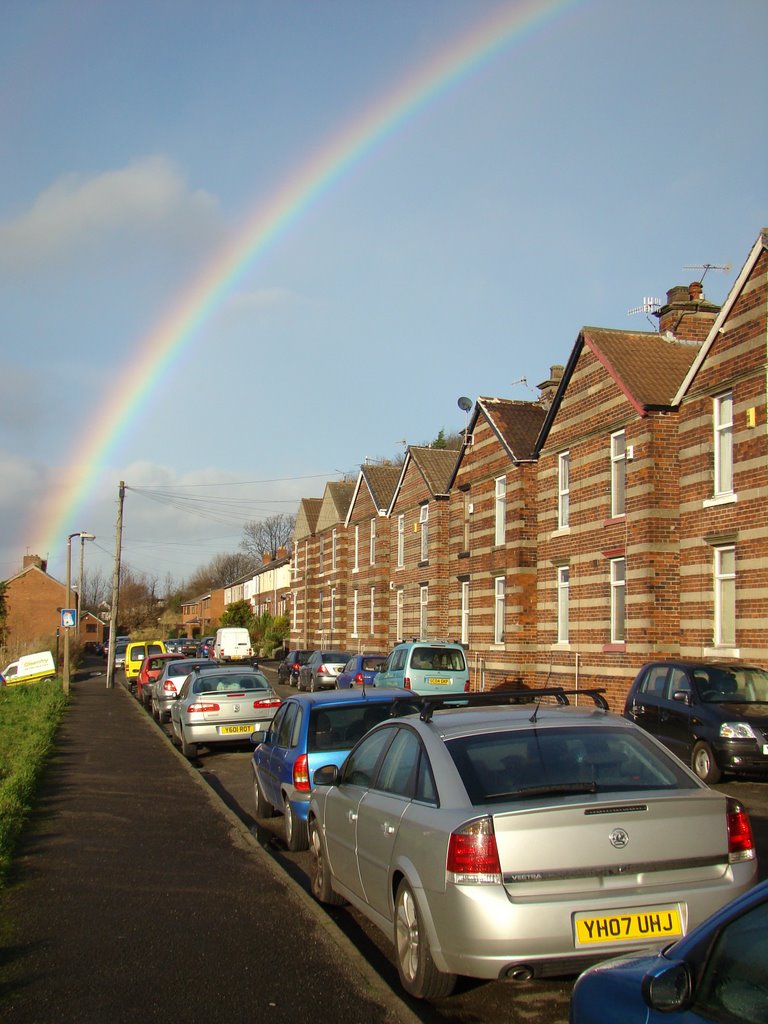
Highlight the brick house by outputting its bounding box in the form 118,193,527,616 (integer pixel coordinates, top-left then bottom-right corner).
447,397,547,690
386,447,459,645
181,588,224,637
342,463,400,652
246,549,292,620
674,229,768,662
290,497,322,648
2,555,67,654
533,288,721,707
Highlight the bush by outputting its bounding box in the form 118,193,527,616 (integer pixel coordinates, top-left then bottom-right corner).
0,679,67,884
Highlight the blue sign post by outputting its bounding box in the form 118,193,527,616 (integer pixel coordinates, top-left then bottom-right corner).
61,608,77,629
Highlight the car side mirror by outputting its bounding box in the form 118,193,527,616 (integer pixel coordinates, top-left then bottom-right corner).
641,961,693,1012
672,690,691,705
312,764,340,787
250,730,267,747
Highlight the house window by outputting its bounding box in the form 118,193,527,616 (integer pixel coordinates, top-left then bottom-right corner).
292,545,299,580
462,491,471,552
331,528,337,571
714,392,734,496
318,536,324,575
419,504,429,561
610,558,626,644
330,587,336,635
397,514,405,568
370,586,375,636
318,590,324,632
558,451,570,528
460,581,470,645
557,566,569,644
292,592,298,631
396,588,404,642
611,430,626,517
714,545,736,647
370,518,376,565
419,585,429,638
494,576,506,644
352,589,358,637
494,476,506,546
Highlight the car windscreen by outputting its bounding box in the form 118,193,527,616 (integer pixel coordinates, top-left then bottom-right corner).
322,652,350,664
361,657,386,672
308,703,396,752
694,667,768,703
446,725,699,805
193,673,271,694
411,647,466,671
169,661,208,678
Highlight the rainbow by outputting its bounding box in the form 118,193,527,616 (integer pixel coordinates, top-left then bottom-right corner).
32,0,578,564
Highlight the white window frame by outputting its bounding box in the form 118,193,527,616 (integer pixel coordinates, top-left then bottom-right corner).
558,451,570,528
611,430,626,518
494,476,507,546
396,588,404,642
352,524,359,572
318,590,324,631
714,545,736,647
369,586,375,636
419,584,429,638
460,581,470,645
397,514,405,568
331,528,337,571
292,545,299,580
610,557,626,644
318,536,324,575
370,518,376,565
419,504,429,561
714,392,734,496
292,591,298,631
351,589,358,637
494,576,506,644
329,587,336,635
557,566,569,644
463,491,471,552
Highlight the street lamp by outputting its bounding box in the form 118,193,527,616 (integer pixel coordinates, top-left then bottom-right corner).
76,533,96,639
63,531,95,695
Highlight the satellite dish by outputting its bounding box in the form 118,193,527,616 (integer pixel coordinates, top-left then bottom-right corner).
457,396,472,412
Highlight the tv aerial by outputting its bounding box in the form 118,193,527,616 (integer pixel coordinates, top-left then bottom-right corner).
683,262,732,283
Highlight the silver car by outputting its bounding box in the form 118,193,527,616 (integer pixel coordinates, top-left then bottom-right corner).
170,666,281,759
151,658,216,723
308,689,758,1001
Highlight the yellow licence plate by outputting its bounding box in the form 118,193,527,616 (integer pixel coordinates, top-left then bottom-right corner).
574,905,683,946
428,677,451,686
219,724,254,735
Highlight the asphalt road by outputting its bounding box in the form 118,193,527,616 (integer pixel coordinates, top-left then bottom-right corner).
138,661,768,1024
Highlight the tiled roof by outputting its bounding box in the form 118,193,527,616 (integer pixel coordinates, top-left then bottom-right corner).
478,398,546,460
583,327,700,409
327,480,355,517
408,446,460,496
362,463,401,511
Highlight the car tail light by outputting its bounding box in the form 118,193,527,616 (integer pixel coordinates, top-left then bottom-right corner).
726,798,756,862
163,680,178,694
186,702,220,713
446,817,502,884
464,680,470,692
404,677,411,689
254,697,281,709
318,665,326,674
292,662,300,671
293,753,310,792
354,672,364,686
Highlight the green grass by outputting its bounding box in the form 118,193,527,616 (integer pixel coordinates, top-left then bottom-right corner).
0,680,67,885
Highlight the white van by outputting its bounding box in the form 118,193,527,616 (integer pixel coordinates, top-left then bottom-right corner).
213,627,253,663
2,650,56,686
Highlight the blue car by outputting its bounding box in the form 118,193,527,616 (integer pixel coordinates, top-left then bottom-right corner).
250,688,413,852
336,653,387,689
570,878,768,1023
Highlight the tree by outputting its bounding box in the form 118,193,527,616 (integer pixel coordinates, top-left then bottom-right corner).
117,568,161,632
186,552,259,596
0,582,7,648
240,514,296,562
80,567,111,613
218,599,256,631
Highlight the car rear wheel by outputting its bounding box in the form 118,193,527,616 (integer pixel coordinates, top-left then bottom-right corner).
253,772,274,818
151,700,159,721
692,741,721,784
180,727,198,760
309,819,344,905
284,800,308,852
394,879,456,1000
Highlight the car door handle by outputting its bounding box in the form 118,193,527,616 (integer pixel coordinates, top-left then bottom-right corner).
381,823,395,835
347,810,358,823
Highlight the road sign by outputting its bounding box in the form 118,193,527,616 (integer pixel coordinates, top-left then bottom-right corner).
61,608,77,629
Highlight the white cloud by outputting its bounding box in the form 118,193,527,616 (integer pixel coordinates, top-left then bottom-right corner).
0,156,221,270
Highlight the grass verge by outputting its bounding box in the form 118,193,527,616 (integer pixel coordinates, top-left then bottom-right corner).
0,680,67,885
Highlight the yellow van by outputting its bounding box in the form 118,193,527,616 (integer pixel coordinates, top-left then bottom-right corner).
124,640,166,681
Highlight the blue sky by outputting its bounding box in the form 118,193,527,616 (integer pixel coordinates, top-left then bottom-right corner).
1,0,766,588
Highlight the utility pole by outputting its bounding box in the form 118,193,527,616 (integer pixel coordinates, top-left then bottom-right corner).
106,481,125,689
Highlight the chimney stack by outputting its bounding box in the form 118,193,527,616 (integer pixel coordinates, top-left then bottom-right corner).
654,283,720,342
537,365,564,409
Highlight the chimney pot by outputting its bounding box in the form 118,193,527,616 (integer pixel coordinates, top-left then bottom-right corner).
689,281,703,301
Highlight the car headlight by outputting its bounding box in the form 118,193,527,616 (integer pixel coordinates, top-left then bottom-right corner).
720,722,757,740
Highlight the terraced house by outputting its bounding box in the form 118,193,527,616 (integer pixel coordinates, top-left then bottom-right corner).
287,228,768,707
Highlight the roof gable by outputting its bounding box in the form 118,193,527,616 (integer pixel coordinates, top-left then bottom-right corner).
294,497,322,542
316,480,355,533
387,446,458,514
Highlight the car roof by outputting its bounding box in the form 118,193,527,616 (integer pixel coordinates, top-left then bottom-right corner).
284,687,411,707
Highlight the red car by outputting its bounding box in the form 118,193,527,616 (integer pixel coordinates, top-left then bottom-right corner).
136,653,178,706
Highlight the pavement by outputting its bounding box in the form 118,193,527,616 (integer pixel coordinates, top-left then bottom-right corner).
0,670,420,1024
